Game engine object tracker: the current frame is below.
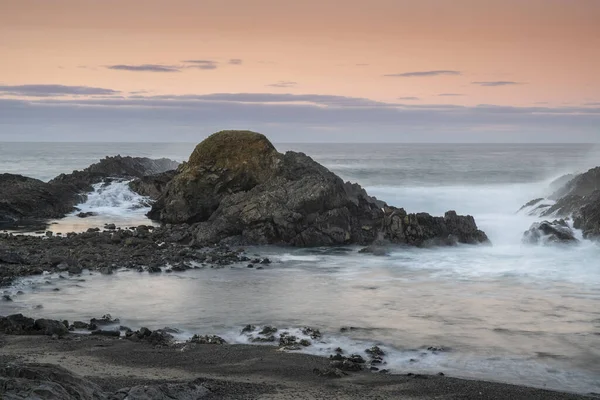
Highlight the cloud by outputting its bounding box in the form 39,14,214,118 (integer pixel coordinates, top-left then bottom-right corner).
266,81,298,88
471,81,523,86
384,70,461,77
398,97,420,100
228,59,243,65
107,64,181,72
0,84,120,97
1,93,598,143
584,102,600,106
438,93,464,97
182,60,219,70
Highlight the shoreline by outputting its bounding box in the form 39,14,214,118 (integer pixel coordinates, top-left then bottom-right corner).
1,333,596,399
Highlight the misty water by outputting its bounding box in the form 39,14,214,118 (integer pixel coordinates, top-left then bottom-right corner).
1,143,599,394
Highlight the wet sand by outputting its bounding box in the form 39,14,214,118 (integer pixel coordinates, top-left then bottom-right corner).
0,334,596,399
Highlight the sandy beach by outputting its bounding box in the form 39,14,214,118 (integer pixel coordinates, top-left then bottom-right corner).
1,333,596,399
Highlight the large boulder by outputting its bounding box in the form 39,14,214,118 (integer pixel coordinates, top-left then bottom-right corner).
0,174,81,222
522,220,578,244
148,131,281,223
149,131,488,247
0,363,108,400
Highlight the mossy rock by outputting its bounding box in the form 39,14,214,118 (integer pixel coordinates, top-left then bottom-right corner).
183,130,280,182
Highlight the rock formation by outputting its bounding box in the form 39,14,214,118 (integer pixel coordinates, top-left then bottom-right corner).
522,220,578,245
149,130,489,247
520,166,600,239
0,156,179,223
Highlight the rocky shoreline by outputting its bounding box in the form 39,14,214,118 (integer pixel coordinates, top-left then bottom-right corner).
0,327,595,399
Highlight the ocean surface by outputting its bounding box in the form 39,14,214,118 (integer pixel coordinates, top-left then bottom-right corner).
1,142,600,394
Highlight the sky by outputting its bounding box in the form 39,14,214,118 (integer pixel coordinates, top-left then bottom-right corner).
0,0,599,142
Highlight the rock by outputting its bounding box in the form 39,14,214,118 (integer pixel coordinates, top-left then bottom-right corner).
365,346,385,357
113,382,210,399
0,314,36,334
77,211,97,218
147,263,162,273
0,156,179,223
0,249,25,264
91,329,120,337
241,324,256,333
90,314,120,326
189,334,227,345
259,326,278,335
301,327,322,339
523,220,578,244
104,223,116,230
2,294,12,301
129,170,178,200
34,318,70,337
148,131,489,247
70,321,90,330
358,245,389,256
0,363,107,400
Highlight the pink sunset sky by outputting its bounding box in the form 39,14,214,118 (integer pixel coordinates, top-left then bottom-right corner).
1,0,599,142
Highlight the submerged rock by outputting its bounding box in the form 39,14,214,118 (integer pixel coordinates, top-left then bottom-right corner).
148,130,489,247
523,220,578,244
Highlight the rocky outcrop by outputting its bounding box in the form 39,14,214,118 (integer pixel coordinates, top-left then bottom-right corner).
0,314,68,336
148,131,488,247
0,362,210,400
0,156,179,223
49,155,180,194
129,170,178,200
522,220,578,245
0,174,81,222
0,226,256,287
521,166,600,239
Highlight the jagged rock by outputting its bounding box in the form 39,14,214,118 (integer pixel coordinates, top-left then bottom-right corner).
148,131,488,247
189,334,227,345
0,314,68,336
0,156,179,223
521,167,600,239
0,363,108,400
523,220,578,244
113,382,210,399
129,170,178,200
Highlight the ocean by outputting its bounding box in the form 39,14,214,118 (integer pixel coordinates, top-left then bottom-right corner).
1,142,599,394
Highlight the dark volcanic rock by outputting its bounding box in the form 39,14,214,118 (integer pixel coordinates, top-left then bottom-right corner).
129,170,178,200
523,220,578,244
0,314,68,336
149,131,488,247
521,166,600,240
0,363,107,400
0,156,179,223
0,174,81,222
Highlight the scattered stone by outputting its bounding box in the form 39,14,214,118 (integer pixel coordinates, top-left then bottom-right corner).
189,334,227,345
241,324,256,333
301,326,321,339
313,367,347,379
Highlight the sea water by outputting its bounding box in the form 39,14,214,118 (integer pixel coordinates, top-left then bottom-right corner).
1,142,599,393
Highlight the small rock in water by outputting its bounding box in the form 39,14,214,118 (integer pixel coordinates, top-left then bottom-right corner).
259,326,278,336
190,334,227,345
2,294,13,302
241,324,256,333
366,345,385,357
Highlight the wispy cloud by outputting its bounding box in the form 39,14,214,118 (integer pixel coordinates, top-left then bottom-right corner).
266,81,298,88
228,59,243,65
107,64,180,72
384,70,461,78
0,84,120,97
438,93,464,97
398,97,420,100
471,81,523,86
584,102,600,106
182,60,219,70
